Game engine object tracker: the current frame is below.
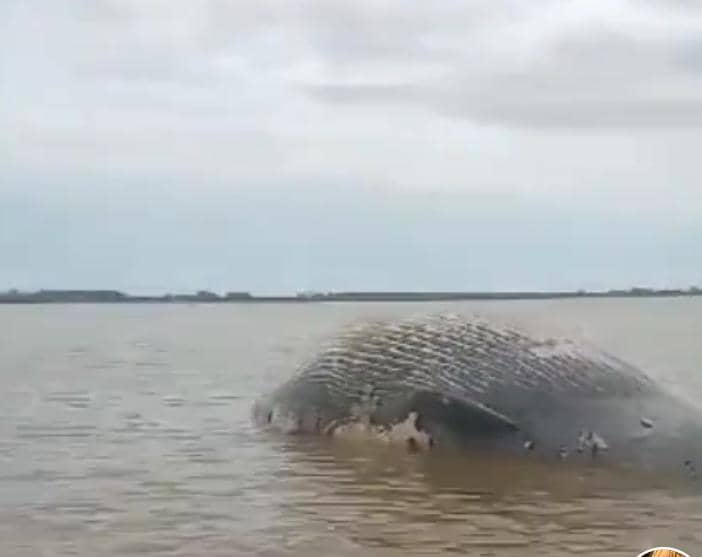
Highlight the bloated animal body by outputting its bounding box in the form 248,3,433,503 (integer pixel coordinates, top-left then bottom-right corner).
253,314,702,478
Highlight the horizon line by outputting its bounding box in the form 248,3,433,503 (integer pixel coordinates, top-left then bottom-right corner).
1,286,700,304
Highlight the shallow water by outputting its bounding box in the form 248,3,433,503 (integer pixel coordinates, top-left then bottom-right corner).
1,299,701,556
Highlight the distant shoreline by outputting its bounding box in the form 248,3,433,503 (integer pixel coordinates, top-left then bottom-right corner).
1,288,701,304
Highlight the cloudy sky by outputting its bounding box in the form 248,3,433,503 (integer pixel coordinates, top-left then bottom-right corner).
1,0,701,295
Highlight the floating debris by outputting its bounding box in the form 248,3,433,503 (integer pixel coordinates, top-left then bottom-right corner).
524,440,535,451
640,417,653,428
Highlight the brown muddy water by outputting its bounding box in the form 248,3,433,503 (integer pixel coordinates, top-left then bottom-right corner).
1,299,701,556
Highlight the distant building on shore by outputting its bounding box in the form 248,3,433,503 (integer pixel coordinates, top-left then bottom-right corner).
225,291,252,300
170,290,220,302
296,291,329,299
35,290,127,302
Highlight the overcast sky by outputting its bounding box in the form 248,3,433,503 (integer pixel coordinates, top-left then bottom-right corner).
1,0,701,295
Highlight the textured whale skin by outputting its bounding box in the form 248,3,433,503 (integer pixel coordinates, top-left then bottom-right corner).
253,314,702,478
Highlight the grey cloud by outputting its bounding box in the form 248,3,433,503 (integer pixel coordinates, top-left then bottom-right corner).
307,85,702,129
1,1,702,202
300,6,702,128
298,1,489,65
306,83,424,105
465,99,702,129
13,0,702,132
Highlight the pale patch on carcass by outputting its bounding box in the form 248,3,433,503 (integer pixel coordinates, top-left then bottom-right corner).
576,429,609,455
384,411,432,450
331,411,433,451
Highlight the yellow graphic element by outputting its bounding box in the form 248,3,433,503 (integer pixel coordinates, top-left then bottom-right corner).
639,547,690,557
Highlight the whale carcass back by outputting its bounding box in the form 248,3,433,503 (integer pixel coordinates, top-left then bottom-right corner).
253,314,702,477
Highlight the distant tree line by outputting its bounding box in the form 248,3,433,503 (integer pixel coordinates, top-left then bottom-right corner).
0,286,700,304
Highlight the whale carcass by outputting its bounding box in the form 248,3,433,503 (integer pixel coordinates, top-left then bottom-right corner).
253,314,702,479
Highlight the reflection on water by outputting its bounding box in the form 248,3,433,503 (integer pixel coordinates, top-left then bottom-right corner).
0,300,701,556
